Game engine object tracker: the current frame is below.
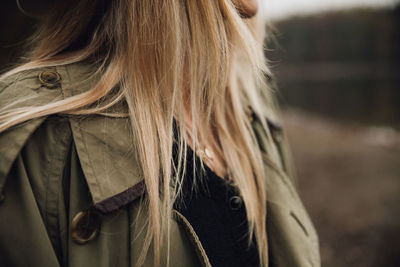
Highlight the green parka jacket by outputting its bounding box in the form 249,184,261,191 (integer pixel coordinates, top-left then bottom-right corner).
0,63,320,267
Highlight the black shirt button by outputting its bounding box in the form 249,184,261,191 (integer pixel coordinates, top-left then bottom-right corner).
71,209,101,244
38,70,61,88
229,196,243,210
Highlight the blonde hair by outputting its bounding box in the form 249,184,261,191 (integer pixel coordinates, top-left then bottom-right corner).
1,0,271,266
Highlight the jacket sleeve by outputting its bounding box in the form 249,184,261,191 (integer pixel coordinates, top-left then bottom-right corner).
0,68,63,199
0,117,73,267
0,153,62,267
0,68,67,266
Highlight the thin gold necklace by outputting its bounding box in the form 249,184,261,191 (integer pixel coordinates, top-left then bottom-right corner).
195,144,233,181
183,122,231,180
197,147,214,162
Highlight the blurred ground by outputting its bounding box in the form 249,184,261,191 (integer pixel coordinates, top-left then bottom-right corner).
282,109,400,267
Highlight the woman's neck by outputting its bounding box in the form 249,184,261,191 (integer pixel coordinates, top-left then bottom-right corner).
181,108,228,180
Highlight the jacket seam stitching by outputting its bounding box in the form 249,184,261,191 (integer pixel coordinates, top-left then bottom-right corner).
172,209,211,267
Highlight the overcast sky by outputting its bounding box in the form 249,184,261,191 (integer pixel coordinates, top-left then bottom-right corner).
262,0,400,20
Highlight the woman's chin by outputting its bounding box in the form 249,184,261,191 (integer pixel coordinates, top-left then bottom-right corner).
235,0,259,18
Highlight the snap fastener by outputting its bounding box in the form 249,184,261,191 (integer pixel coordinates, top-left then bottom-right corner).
38,71,61,88
71,209,101,244
229,196,243,210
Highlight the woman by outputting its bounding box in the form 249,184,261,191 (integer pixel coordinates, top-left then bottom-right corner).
0,0,320,266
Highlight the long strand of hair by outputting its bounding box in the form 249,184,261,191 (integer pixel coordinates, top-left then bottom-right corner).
0,0,270,266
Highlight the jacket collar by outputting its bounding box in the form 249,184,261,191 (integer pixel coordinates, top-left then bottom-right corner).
56,63,146,213
0,63,145,214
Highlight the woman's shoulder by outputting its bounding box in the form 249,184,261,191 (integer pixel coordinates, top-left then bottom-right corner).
0,63,90,169
0,63,143,212
0,68,59,110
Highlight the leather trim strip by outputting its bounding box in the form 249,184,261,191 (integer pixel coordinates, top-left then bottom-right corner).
94,180,145,214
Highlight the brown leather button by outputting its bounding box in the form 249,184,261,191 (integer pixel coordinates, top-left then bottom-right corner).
38,71,61,88
71,209,101,244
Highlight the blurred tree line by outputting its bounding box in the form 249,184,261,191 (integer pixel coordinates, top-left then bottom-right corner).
266,5,400,127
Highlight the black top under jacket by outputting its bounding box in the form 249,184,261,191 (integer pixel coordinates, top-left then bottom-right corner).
173,141,260,267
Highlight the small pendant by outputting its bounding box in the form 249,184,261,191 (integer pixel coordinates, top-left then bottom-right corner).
198,147,213,162
204,148,213,160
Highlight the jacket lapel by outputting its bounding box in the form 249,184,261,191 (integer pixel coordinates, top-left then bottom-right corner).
57,64,145,213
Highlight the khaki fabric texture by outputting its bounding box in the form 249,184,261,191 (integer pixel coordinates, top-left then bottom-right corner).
0,63,320,267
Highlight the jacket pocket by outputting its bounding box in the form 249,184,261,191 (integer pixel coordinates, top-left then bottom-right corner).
262,152,320,265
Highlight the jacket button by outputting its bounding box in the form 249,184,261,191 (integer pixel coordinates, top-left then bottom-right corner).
229,196,243,210
38,71,61,88
71,209,101,244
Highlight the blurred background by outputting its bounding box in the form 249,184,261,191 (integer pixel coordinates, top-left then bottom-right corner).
264,0,400,266
1,0,399,266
